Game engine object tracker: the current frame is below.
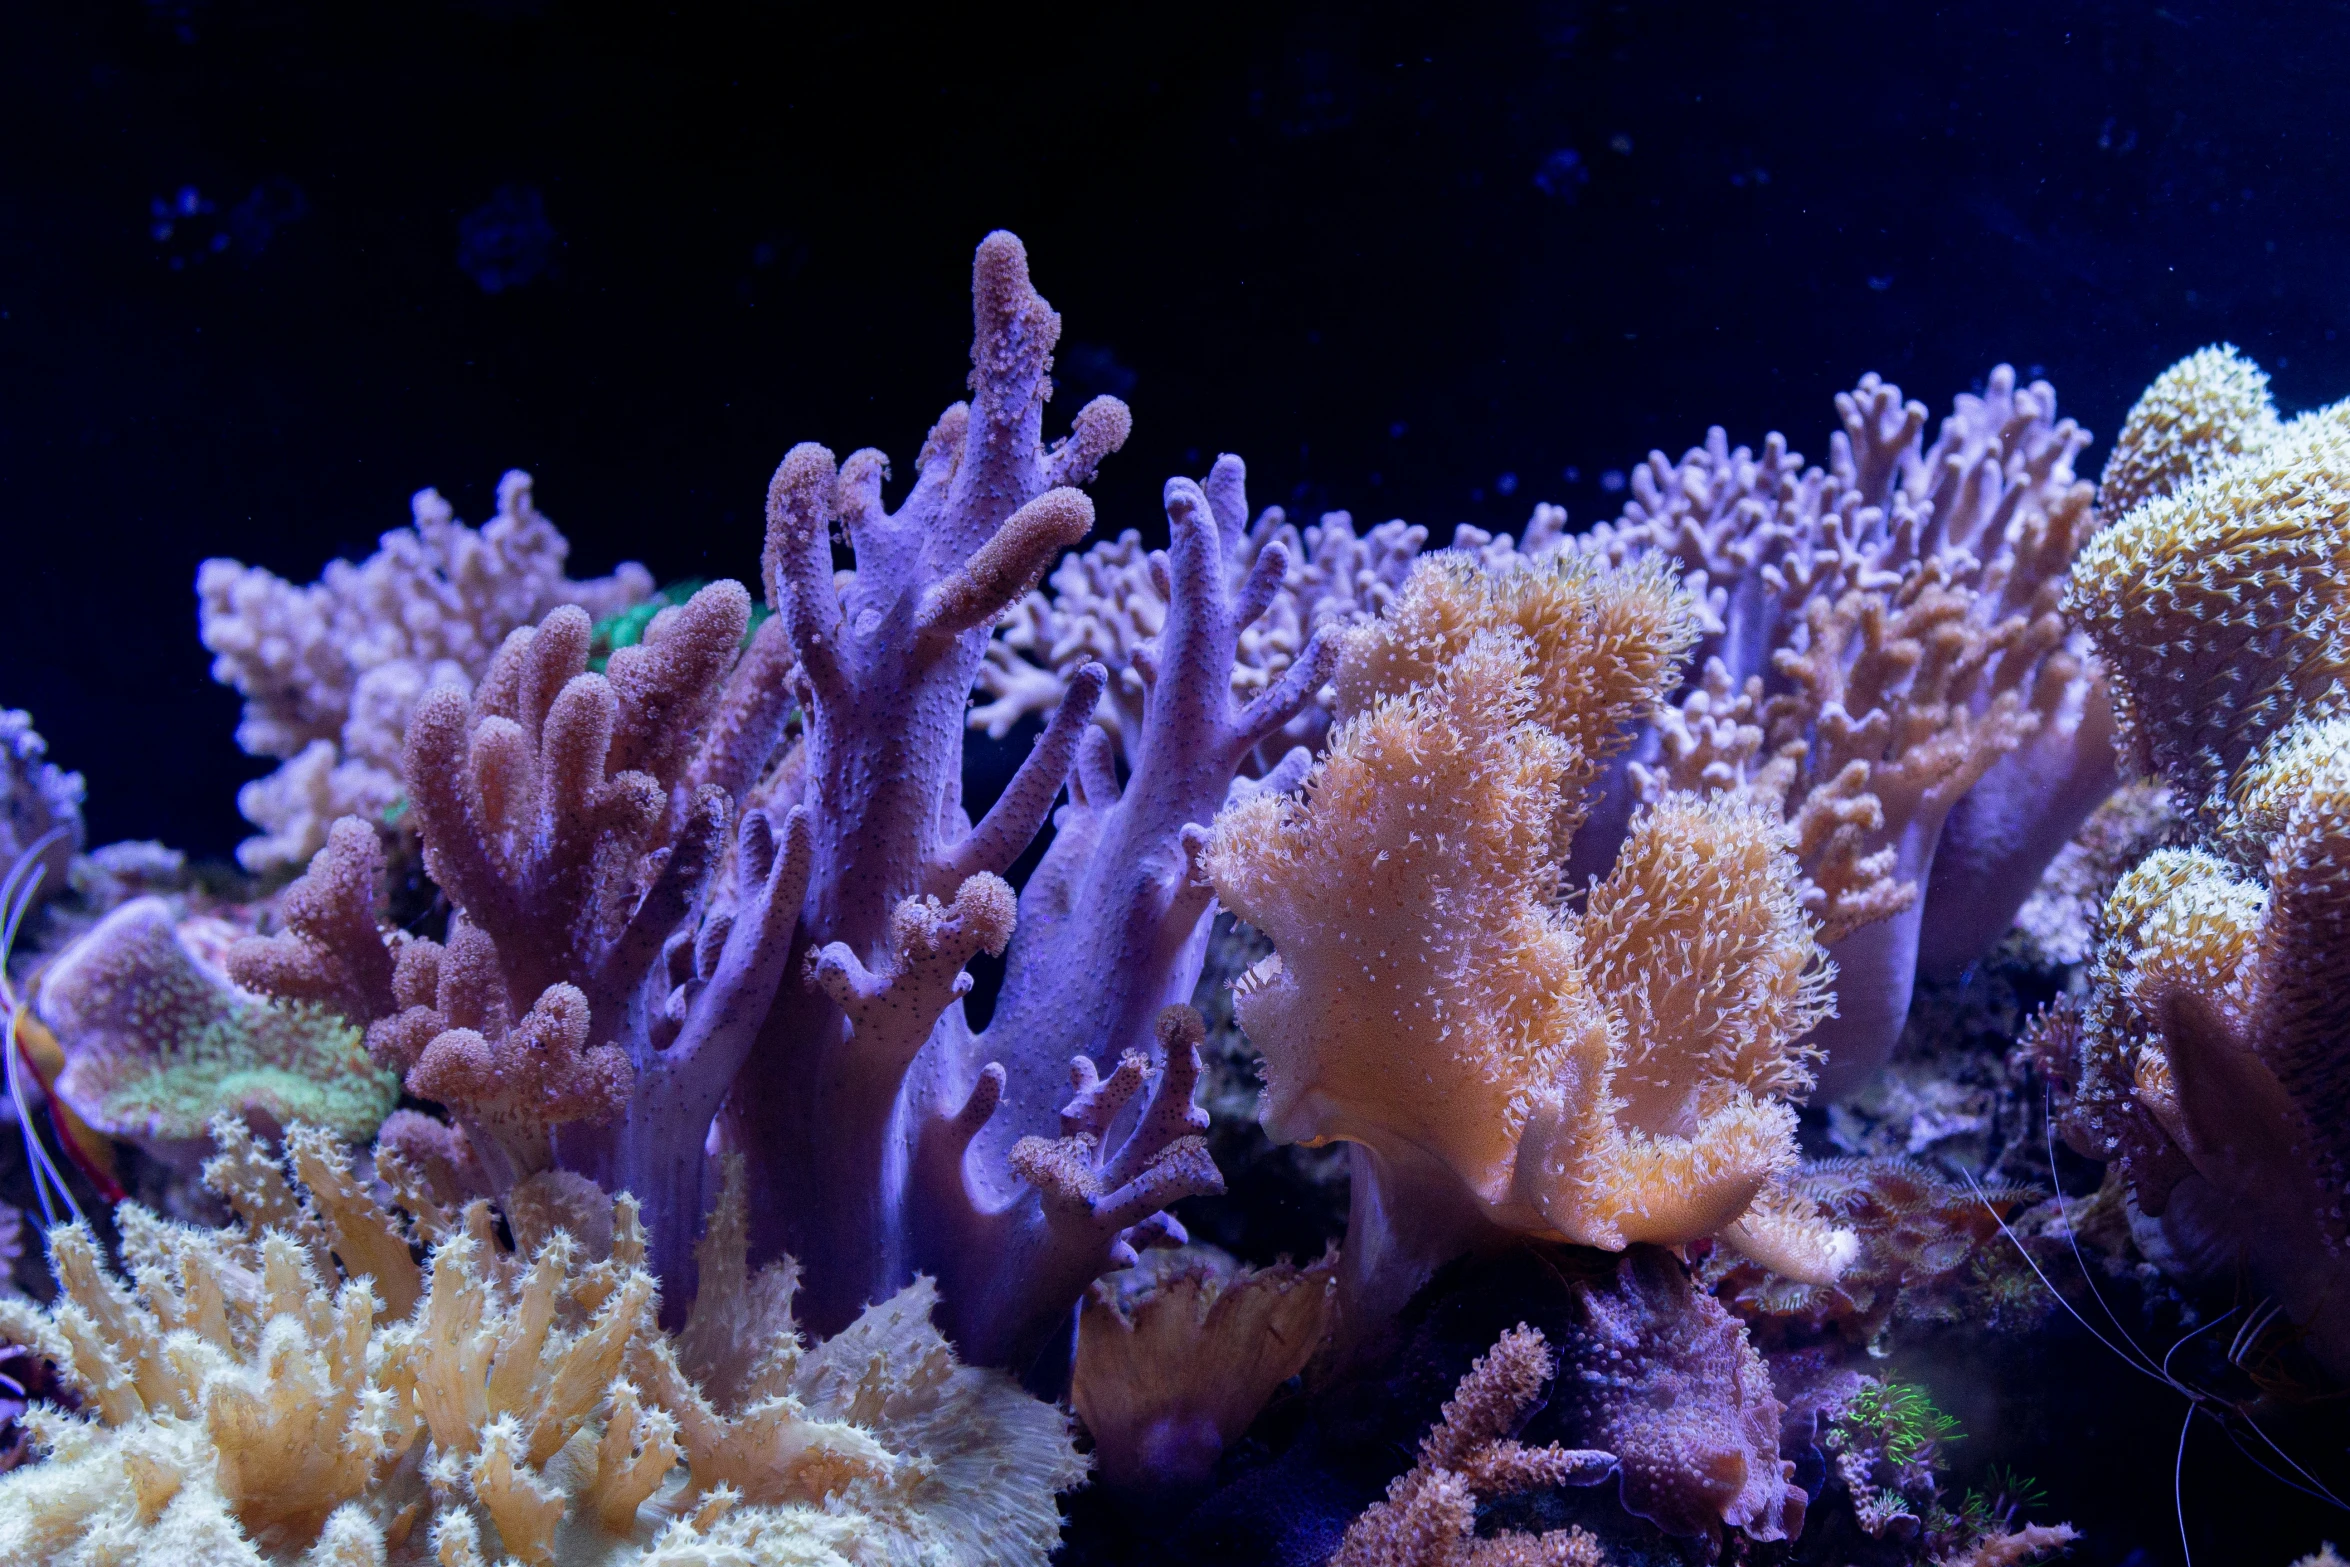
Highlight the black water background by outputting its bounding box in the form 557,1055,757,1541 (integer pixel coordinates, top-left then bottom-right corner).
6,6,2350,1561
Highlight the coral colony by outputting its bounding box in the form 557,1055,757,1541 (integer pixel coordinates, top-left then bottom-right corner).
2,233,2346,1565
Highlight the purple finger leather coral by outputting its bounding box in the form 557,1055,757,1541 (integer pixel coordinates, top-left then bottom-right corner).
214,233,1322,1381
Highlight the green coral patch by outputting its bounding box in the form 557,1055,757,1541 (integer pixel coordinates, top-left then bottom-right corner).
99,999,399,1144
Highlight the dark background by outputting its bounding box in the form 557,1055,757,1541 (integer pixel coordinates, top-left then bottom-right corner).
11,1,2350,860
6,5,2350,1562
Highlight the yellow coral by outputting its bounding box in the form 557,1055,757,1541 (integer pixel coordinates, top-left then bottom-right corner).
1204,554,1842,1266
0,1124,1084,1566
2099,343,2283,519
2059,349,2350,1378
1072,1245,1334,1488
2070,395,2350,814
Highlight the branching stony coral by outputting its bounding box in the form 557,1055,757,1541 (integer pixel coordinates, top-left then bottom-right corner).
1331,1324,1612,1567
36,895,399,1162
210,233,1357,1378
1584,366,2114,1092
0,1121,1084,1565
2054,344,2350,1378
1,708,85,910
1203,551,1850,1330
198,472,655,873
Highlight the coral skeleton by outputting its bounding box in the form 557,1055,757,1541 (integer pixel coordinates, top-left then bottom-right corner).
2053,345,2350,1376
0,1122,1083,1565
198,472,655,872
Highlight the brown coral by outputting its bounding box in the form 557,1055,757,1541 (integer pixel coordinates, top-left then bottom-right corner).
1331,1324,1612,1567
1204,555,1845,1322
1072,1244,1334,1489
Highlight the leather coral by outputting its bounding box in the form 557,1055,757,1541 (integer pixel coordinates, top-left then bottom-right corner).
1203,551,1849,1325
2051,347,2350,1377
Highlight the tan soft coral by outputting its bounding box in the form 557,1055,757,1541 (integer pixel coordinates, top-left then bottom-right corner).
1071,1244,1335,1489
2055,348,2350,1377
0,1123,1085,1566
1331,1325,1612,1567
1203,553,1846,1323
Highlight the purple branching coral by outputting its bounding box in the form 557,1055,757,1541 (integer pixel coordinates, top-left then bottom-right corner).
220,233,1336,1379
985,368,2115,1100
1,709,85,909
198,472,654,873
1579,367,2115,1093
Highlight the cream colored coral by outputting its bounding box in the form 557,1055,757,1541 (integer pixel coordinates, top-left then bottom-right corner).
2070,396,2350,816
2059,354,2350,1377
1330,1325,1610,1567
2099,343,2283,519
0,1125,1084,1566
1204,555,1844,1267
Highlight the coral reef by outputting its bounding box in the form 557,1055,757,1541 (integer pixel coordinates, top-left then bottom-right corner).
0,1121,1084,1565
198,471,655,872
988,369,2116,1102
1072,1244,1333,1491
1203,549,1848,1328
1705,1157,2039,1353
1330,1324,1610,1567
2051,345,2350,1376
209,233,1328,1381
1583,367,2114,1090
35,896,398,1163
1,709,85,910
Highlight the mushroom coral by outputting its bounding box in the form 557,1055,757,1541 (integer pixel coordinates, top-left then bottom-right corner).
1202,551,1852,1329
38,896,399,1161
0,1121,1084,1565
2050,345,2350,1377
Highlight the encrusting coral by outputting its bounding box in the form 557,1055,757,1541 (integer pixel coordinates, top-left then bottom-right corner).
1070,1244,1334,1491
36,896,399,1163
1203,550,1852,1328
1330,1325,1611,1567
0,1120,1084,1565
2050,344,2350,1377
198,472,655,873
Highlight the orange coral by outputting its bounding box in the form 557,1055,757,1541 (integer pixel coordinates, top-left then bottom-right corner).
1331,1325,1612,1567
1204,555,1845,1318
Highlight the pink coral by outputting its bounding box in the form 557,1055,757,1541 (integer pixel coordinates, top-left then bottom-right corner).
197,470,653,871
